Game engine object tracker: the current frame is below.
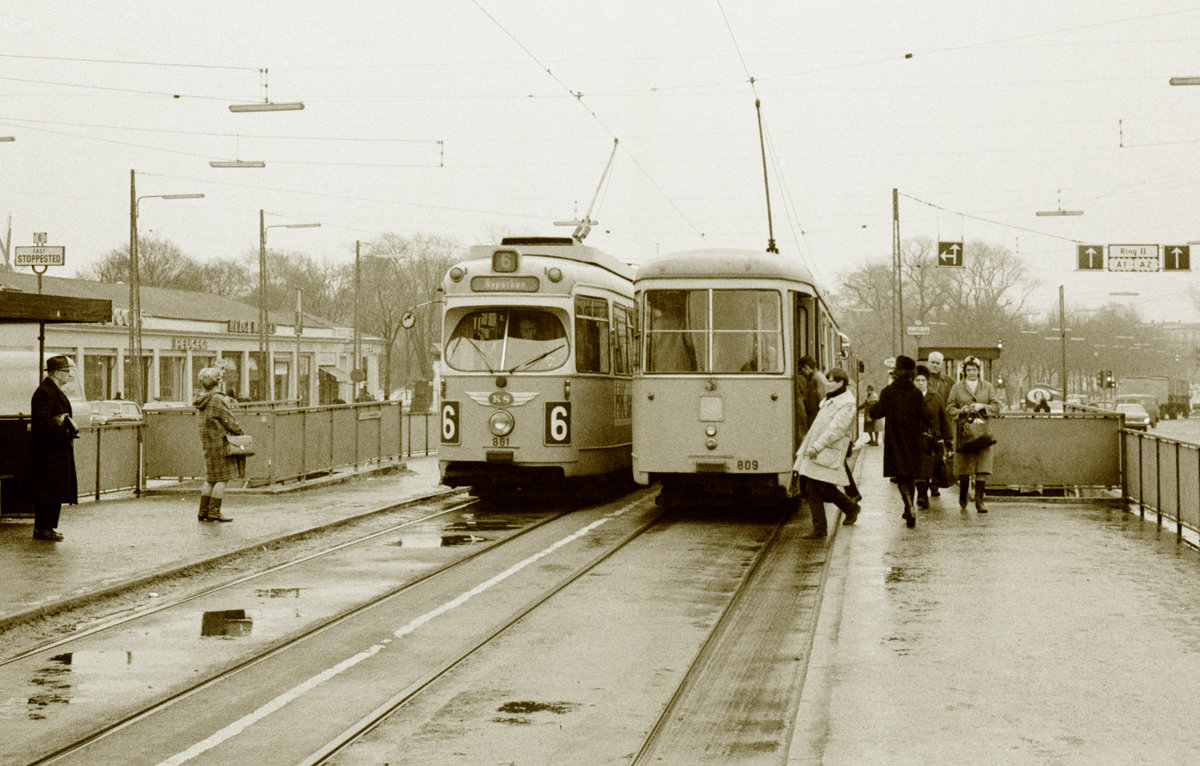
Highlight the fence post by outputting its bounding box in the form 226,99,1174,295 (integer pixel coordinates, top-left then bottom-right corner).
1176,441,1182,541
94,428,101,501
1155,437,1162,525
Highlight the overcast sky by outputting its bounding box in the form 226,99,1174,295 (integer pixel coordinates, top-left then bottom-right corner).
2,1,1199,323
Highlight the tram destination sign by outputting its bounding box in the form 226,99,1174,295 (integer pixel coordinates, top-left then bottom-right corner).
14,245,65,267
1107,244,1159,272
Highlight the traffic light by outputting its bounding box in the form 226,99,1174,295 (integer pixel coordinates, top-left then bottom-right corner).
1097,371,1104,388
1104,371,1115,388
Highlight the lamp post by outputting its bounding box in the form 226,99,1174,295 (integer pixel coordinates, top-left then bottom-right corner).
258,211,319,401
129,170,203,405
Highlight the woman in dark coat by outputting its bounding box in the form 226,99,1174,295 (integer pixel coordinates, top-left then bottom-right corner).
914,365,952,509
869,355,931,528
25,355,80,541
193,366,244,522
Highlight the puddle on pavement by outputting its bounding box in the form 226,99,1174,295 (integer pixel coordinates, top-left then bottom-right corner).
256,587,303,598
391,533,488,548
493,700,581,725
201,609,254,637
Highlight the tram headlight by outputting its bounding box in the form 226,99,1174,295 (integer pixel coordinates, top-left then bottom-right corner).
705,425,717,437
448,267,465,282
705,438,718,450
488,410,515,437
547,267,563,282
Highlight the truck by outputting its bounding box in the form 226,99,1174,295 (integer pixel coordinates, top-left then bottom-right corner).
1117,375,1190,420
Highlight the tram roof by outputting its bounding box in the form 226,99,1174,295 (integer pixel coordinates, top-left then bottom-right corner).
465,237,634,282
634,248,818,286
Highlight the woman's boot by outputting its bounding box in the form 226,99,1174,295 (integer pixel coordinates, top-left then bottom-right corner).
198,495,211,521
974,478,987,513
208,498,233,522
958,476,970,511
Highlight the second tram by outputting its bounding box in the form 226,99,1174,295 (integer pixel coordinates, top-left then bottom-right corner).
438,237,636,494
631,248,853,502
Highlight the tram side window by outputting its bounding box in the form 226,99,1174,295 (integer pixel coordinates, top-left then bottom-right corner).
612,303,633,376
575,296,611,374
712,290,782,373
645,290,704,373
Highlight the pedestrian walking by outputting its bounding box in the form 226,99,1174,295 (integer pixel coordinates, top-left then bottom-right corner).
25,355,80,541
946,355,1002,513
794,367,860,537
914,365,952,509
859,385,880,445
869,355,931,528
194,367,244,522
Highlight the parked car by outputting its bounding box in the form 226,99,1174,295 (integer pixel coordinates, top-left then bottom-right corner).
89,399,143,425
1115,402,1151,431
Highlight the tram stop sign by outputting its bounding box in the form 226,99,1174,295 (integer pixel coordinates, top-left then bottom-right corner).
350,368,366,383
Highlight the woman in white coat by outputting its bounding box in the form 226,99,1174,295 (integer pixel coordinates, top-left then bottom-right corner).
795,367,861,537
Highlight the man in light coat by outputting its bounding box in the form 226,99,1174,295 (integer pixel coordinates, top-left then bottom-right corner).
794,367,860,537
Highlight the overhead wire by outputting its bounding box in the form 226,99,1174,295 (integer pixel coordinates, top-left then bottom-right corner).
468,0,705,241
899,192,1084,244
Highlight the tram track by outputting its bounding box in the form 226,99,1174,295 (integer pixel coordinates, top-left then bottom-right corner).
15,488,660,765
9,493,590,765
1,494,481,670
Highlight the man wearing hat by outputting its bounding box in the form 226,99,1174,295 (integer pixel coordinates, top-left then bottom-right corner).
25,355,80,541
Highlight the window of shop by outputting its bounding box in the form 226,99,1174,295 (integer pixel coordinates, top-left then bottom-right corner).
123,354,151,402
249,352,265,401
273,359,290,402
83,353,115,400
215,354,240,399
298,355,311,406
158,356,185,402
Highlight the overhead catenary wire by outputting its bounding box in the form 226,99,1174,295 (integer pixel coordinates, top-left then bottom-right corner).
469,0,706,241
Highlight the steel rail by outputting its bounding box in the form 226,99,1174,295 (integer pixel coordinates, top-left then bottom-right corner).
29,500,577,765
629,508,790,764
301,498,668,765
2,495,478,668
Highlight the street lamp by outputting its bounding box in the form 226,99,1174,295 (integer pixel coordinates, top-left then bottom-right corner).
128,170,203,405
258,211,319,401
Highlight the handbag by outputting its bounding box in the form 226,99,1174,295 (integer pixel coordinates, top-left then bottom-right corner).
225,434,255,457
957,417,996,453
934,446,955,488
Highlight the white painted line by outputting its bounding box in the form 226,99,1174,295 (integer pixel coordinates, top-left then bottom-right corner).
156,501,638,765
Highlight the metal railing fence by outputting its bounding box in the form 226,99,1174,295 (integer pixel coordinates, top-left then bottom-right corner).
1122,428,1200,540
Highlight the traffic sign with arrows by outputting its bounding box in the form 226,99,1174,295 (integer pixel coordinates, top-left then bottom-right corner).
938,241,963,267
1076,244,1103,270
1164,245,1190,271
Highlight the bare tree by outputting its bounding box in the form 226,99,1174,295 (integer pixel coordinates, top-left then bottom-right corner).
78,234,204,289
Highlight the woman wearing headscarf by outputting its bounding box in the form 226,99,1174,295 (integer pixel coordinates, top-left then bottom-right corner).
946,355,1002,512
193,366,244,522
794,367,860,537
915,364,952,509
869,355,931,528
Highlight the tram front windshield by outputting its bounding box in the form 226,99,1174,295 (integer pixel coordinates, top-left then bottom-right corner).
644,289,782,374
445,309,569,373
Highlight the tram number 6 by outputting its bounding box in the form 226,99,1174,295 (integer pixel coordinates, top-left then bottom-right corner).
441,401,460,444
545,402,571,445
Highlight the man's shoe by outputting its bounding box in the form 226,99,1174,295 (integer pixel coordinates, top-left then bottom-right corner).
976,505,988,513
916,497,929,509
803,531,827,539
33,528,63,541
906,514,916,528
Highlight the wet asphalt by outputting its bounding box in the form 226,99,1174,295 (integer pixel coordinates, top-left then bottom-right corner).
790,443,1200,765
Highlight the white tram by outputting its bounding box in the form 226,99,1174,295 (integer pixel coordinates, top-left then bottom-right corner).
631,248,852,501
438,237,636,493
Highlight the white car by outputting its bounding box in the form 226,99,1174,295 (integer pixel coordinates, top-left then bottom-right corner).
89,399,143,425
1115,402,1150,431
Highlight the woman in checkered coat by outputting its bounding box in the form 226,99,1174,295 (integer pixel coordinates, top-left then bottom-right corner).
193,367,244,522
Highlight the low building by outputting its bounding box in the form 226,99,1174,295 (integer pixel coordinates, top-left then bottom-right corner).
0,271,383,406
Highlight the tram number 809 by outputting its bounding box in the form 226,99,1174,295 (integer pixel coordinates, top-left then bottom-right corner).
736,459,759,471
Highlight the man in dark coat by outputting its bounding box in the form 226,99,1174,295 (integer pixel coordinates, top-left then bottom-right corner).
869,355,931,528
25,355,80,541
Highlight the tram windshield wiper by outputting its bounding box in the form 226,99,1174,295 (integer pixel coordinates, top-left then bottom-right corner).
507,343,566,374
450,336,496,374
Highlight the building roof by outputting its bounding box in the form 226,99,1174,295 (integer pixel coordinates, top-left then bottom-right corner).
0,270,332,328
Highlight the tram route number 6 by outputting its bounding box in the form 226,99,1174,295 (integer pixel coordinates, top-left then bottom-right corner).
545,402,571,445
441,401,460,444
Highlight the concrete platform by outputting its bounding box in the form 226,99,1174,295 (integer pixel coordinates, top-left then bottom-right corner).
789,443,1200,764
0,455,456,631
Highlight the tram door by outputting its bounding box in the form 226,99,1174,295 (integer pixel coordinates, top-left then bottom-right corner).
792,293,814,452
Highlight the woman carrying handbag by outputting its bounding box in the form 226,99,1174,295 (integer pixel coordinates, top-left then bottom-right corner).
946,355,1002,513
193,366,246,522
